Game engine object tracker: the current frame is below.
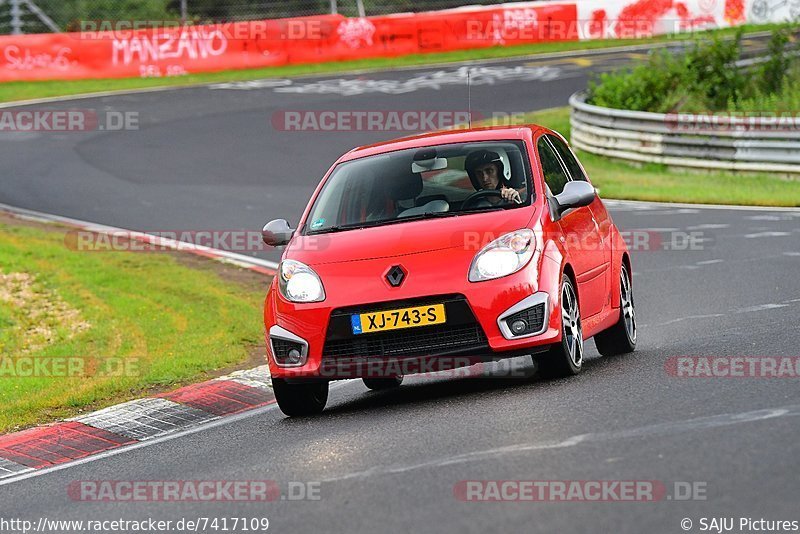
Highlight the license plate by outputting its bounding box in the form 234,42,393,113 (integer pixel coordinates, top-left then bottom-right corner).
351,304,446,335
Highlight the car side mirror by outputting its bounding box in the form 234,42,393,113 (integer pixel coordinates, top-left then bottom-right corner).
551,181,596,218
262,219,294,246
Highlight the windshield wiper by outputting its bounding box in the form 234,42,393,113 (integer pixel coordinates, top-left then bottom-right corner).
306,220,395,235
306,226,339,235
395,211,460,222
459,206,505,214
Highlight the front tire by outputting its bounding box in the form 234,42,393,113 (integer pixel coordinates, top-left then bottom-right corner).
537,275,583,378
594,262,637,356
273,378,328,417
363,375,403,391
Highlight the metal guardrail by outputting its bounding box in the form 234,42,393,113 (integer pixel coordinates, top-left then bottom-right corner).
569,91,800,175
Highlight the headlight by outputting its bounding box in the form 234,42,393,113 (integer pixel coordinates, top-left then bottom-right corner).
469,229,535,282
278,260,325,303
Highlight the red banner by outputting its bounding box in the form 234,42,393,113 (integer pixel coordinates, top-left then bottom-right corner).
0,3,578,82
0,0,754,83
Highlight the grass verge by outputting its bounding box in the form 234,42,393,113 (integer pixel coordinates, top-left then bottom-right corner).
499,106,800,207
0,213,268,434
0,24,780,104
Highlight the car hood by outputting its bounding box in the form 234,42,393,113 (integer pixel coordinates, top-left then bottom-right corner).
286,206,537,265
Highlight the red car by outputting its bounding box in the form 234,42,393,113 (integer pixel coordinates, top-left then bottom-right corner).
262,125,636,416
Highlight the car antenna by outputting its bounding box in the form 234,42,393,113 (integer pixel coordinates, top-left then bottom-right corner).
467,67,472,129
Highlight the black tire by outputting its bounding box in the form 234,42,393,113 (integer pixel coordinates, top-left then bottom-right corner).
363,375,404,391
537,275,583,378
273,378,328,417
594,262,637,357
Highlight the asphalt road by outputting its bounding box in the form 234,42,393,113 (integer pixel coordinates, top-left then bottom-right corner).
2,37,800,533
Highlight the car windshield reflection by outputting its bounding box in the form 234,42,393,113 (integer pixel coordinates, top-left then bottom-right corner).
304,141,532,235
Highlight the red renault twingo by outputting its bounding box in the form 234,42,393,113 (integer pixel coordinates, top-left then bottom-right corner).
262,125,636,416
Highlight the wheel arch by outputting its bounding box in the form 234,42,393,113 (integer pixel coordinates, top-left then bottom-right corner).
562,262,577,293
613,251,632,309
561,262,579,315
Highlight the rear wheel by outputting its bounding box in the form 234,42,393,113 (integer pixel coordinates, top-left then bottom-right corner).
363,375,404,391
594,262,637,356
273,378,328,417
537,275,583,378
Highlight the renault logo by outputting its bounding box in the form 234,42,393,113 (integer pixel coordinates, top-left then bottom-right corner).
386,265,406,287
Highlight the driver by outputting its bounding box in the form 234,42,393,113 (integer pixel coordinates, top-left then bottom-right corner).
464,150,522,204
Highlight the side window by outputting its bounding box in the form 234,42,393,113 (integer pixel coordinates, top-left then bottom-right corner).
537,137,569,196
547,135,587,182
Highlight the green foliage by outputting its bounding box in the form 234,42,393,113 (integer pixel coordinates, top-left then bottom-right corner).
588,25,799,113
731,62,800,112
588,49,685,112
683,28,745,110
36,0,176,32
165,0,329,22
758,26,792,94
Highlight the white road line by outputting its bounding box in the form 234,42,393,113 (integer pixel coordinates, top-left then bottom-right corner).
606,199,800,212
0,86,187,110
0,202,279,272
735,303,790,313
743,231,792,238
319,405,798,483
653,314,726,327
0,459,34,480
686,224,730,230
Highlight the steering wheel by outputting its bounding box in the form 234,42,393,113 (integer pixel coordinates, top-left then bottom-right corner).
461,189,504,210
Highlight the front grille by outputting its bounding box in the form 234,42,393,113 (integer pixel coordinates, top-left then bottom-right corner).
504,303,546,336
322,294,488,360
322,323,487,359
271,339,296,358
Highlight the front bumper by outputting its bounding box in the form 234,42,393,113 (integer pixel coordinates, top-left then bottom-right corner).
264,251,563,379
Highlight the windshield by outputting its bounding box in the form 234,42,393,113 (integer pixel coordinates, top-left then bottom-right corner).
303,141,532,235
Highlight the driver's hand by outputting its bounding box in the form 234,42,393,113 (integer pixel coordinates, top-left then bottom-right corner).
500,186,522,204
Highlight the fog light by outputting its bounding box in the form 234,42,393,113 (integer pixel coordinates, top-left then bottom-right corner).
511,320,528,335
269,329,307,367
286,348,302,365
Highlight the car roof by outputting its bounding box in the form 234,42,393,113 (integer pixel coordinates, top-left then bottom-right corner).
338,124,551,162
